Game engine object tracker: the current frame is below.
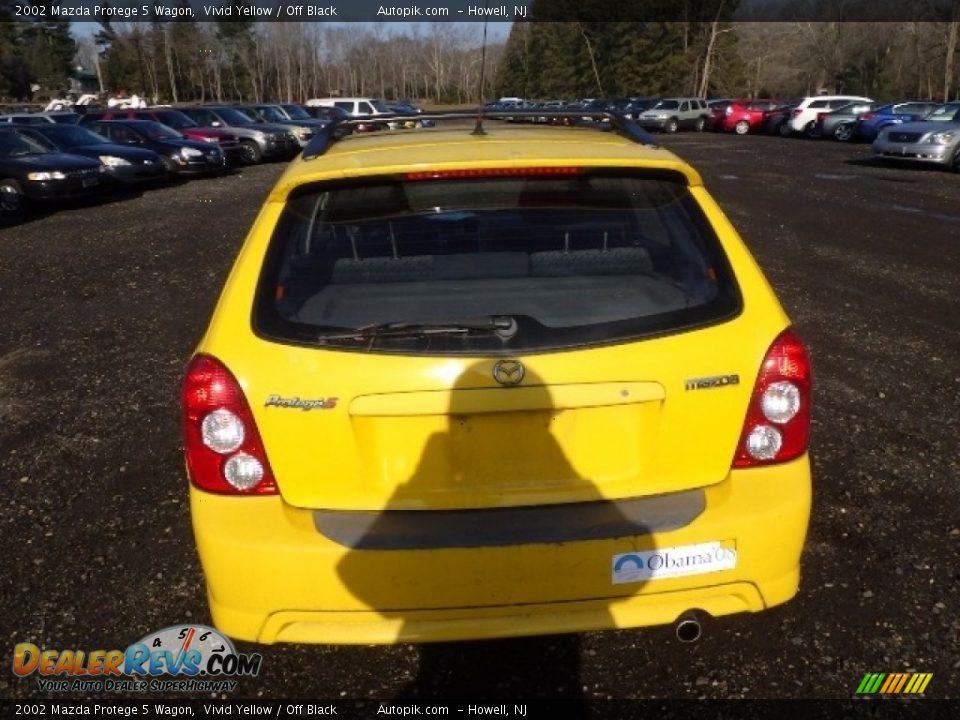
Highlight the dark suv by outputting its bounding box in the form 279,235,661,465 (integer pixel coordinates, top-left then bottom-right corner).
178,106,299,163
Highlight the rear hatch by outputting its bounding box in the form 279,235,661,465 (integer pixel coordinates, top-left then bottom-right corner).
220,166,778,511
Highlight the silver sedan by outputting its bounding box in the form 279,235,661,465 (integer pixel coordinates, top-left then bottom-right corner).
872,103,960,171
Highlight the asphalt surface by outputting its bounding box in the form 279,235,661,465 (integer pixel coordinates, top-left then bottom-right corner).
1,131,958,702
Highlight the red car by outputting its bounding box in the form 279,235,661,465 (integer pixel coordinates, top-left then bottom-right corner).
81,108,243,162
708,99,782,134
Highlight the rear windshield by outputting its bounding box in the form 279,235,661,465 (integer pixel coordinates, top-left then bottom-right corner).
254,170,741,354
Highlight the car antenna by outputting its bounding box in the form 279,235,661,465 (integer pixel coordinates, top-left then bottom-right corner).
471,14,490,136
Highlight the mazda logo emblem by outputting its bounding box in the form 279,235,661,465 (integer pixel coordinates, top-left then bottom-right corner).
492,360,525,386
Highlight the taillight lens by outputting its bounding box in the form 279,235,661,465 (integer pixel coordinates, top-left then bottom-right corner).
816,112,826,123
861,112,874,121
402,167,583,181
733,330,811,468
792,108,802,116
182,354,278,494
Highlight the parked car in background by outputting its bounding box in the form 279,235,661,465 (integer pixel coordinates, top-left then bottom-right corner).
302,105,383,134
82,108,244,163
14,124,166,185
812,101,876,141
234,105,321,148
180,106,299,163
84,120,227,176
273,103,356,130
253,103,328,130
872,102,960,172
763,102,800,136
0,127,107,212
785,95,873,137
386,101,435,128
855,101,941,142
0,112,80,125
708,99,781,134
622,98,654,119
637,98,709,132
306,97,395,118
303,105,350,123
305,97,399,132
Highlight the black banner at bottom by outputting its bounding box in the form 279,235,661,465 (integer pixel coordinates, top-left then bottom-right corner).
2,699,959,720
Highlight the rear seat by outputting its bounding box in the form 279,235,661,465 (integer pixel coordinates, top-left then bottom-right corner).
331,252,530,284
531,247,653,277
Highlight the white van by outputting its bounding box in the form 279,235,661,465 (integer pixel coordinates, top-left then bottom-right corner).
305,98,392,117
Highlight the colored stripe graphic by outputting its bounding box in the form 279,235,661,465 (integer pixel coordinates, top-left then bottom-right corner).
892,673,909,693
856,673,876,693
857,672,932,695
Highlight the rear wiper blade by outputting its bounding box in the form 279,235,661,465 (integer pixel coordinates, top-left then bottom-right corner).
317,315,518,341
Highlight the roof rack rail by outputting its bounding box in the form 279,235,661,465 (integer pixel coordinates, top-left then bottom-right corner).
301,111,658,161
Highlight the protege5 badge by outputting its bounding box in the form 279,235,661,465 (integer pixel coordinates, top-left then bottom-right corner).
265,395,338,410
684,374,740,391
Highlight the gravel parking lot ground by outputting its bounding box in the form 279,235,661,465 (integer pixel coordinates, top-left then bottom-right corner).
1,132,957,700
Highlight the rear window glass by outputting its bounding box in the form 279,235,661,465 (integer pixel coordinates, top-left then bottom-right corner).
254,170,741,354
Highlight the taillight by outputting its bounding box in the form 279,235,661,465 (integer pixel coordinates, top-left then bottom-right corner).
816,112,827,123
861,112,875,121
402,167,583,181
182,354,278,495
792,108,802,117
733,330,811,468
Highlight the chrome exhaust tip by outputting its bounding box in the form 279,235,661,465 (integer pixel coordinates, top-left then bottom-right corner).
675,611,703,643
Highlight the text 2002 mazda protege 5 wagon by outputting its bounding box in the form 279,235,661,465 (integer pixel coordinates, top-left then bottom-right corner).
182,115,812,645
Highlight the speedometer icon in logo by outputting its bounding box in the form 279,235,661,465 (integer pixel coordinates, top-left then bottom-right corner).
128,624,237,676
492,360,525,386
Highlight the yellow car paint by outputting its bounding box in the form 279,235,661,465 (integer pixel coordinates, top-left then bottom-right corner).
186,122,812,644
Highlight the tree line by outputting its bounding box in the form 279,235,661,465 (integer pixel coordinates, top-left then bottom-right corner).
1,5,958,106
497,4,960,101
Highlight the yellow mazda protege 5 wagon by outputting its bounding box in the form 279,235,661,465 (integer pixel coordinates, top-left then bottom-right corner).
182,112,811,645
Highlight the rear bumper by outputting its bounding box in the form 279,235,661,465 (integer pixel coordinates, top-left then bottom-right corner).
191,455,811,644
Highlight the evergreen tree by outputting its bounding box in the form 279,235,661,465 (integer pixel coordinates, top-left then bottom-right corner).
0,1,75,100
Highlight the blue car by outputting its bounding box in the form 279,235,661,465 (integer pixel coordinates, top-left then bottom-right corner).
855,101,940,141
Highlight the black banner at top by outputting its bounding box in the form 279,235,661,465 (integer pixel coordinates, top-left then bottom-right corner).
8,0,960,23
